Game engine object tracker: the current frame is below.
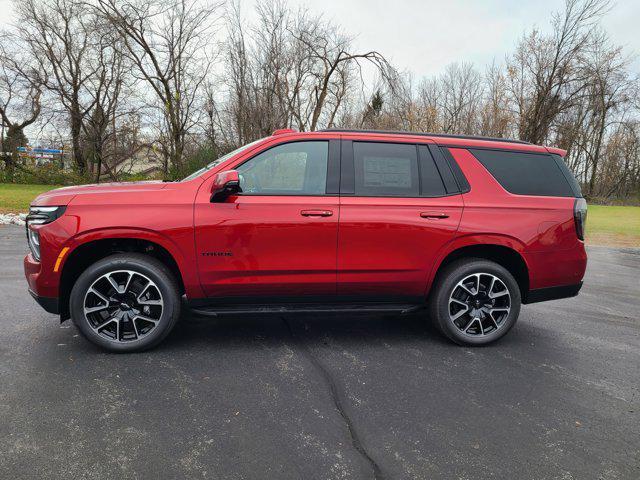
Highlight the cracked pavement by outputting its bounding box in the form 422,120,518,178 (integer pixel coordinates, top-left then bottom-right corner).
1,224,639,479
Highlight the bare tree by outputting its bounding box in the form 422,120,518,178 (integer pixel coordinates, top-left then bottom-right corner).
96,0,223,176
0,38,42,178
479,62,512,137
292,11,391,132
507,0,611,144
223,1,393,144
438,62,483,134
13,0,103,173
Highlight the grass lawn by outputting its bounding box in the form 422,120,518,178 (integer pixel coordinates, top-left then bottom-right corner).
0,183,61,214
1,183,638,247
586,205,640,248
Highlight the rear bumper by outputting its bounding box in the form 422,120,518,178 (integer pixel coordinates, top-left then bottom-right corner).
28,289,59,314
523,282,583,304
522,282,582,303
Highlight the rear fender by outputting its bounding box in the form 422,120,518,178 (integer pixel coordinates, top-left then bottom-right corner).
425,234,529,294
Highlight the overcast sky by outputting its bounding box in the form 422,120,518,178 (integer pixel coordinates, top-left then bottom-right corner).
0,0,638,78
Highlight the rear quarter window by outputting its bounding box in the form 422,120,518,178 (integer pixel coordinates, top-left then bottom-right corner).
469,149,575,197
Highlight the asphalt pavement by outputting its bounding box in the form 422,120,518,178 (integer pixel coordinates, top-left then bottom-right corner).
0,224,638,479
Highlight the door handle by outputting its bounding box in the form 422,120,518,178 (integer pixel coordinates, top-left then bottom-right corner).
301,210,333,217
420,211,449,219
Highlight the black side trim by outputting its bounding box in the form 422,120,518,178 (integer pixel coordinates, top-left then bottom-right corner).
523,282,583,304
326,139,341,194
29,289,59,314
340,139,355,194
427,144,459,194
441,147,471,193
188,294,425,308
191,302,425,317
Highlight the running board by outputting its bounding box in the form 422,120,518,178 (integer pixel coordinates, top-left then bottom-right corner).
190,303,424,317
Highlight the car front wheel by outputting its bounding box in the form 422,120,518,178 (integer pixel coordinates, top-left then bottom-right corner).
429,258,521,346
69,253,181,352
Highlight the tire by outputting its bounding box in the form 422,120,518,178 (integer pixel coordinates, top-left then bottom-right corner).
429,258,521,346
70,253,181,352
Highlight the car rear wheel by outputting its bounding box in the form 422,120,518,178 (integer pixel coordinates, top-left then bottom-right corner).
429,258,521,346
70,253,181,352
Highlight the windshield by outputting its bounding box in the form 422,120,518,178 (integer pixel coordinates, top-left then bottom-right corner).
181,138,265,181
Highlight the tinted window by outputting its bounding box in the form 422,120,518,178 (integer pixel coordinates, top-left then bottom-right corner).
418,146,447,196
353,142,419,196
552,154,583,197
470,149,574,197
237,141,328,195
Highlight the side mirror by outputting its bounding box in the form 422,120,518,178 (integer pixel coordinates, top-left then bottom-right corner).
210,170,242,202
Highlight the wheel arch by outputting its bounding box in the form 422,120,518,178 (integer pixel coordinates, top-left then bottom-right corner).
58,231,187,320
428,236,530,300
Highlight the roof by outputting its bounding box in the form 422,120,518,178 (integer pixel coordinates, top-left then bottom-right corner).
319,129,531,145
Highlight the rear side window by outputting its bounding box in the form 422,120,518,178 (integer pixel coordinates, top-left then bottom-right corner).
469,149,575,197
552,154,583,197
353,142,419,196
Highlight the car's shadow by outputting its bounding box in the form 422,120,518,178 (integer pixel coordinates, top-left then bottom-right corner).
158,309,536,353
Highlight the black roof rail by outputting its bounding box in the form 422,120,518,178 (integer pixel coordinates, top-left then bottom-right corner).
318,129,532,145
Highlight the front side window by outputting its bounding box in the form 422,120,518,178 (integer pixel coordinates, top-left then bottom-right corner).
353,142,419,196
236,141,328,195
182,138,264,181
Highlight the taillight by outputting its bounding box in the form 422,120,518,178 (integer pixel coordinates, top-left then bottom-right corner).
574,198,587,241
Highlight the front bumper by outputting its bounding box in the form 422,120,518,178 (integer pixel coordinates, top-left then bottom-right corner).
28,289,59,314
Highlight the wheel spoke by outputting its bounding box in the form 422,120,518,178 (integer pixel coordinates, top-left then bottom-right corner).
106,274,123,294
138,298,162,306
463,317,477,332
488,312,500,330
450,298,467,307
136,280,152,302
85,304,109,314
89,287,109,304
94,317,117,331
489,290,508,299
122,272,134,295
450,306,469,321
131,317,140,339
133,314,158,325
459,283,475,296
488,276,496,296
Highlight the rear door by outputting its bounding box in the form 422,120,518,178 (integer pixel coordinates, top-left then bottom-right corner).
194,139,340,298
337,138,464,298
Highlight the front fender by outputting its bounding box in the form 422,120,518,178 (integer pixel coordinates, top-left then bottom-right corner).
58,226,203,299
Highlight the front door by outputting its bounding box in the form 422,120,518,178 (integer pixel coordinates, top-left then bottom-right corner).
194,139,340,298
337,139,463,298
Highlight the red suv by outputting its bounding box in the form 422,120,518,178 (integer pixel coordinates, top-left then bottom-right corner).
24,129,587,351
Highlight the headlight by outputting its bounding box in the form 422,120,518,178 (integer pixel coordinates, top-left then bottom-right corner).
26,206,66,225
27,228,41,261
25,206,66,262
